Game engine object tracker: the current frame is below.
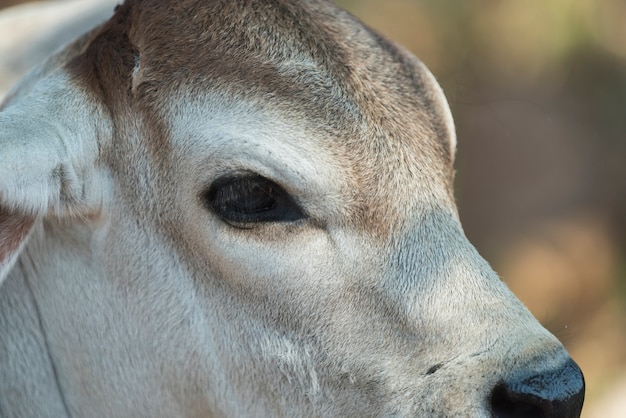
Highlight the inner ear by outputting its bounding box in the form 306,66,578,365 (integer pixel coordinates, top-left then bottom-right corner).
0,206,35,285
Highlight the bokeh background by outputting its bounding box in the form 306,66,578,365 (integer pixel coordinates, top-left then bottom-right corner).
1,0,624,416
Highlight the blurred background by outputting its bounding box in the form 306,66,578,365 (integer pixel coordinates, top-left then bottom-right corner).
1,0,624,416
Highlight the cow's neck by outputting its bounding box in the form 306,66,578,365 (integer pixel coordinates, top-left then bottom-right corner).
0,218,105,416
0,250,71,416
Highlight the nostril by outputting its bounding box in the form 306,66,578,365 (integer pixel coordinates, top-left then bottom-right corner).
491,383,545,418
490,358,585,418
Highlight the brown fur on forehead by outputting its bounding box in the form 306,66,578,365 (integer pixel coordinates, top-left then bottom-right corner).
68,0,452,155
128,0,357,119
123,0,456,234
70,0,455,232
122,0,451,152
130,0,451,149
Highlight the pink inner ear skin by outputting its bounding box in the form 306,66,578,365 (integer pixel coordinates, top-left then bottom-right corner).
0,206,35,265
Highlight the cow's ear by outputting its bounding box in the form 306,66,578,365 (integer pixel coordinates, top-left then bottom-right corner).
0,71,106,285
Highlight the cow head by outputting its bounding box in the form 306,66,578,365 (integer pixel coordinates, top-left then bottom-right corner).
0,0,584,416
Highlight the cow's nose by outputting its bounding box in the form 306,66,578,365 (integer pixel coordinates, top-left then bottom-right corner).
490,358,585,418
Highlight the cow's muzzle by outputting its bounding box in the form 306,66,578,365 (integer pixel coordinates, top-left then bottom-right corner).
490,357,585,418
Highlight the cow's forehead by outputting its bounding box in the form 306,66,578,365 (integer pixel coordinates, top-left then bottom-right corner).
127,0,453,152
72,0,457,233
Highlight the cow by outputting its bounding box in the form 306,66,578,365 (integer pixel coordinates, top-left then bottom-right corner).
0,0,585,416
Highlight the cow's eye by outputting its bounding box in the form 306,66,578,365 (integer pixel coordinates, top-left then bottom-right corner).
205,175,305,226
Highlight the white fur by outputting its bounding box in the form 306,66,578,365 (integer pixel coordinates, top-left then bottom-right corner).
0,72,105,217
0,1,580,416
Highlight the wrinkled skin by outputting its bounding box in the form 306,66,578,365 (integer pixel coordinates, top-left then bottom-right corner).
0,0,583,417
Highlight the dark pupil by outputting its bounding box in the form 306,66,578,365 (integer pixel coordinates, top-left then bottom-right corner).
228,181,276,214
207,174,304,225
215,178,278,216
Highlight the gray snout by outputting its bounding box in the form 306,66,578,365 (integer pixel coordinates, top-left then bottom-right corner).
490,358,585,418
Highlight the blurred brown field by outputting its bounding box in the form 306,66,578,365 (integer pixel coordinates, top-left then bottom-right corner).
1,0,625,416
